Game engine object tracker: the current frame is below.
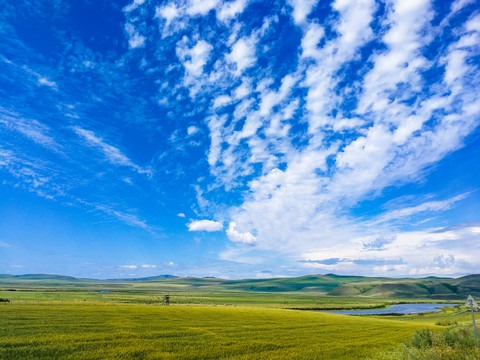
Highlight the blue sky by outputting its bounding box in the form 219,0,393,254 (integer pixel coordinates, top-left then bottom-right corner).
0,0,479,279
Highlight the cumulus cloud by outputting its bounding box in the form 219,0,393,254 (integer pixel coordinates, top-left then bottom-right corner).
227,36,257,74
226,222,256,244
176,38,213,76
187,219,223,231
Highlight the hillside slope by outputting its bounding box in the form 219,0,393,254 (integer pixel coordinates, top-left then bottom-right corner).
1,273,478,299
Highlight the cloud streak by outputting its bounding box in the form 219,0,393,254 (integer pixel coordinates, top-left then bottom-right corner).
73,127,150,175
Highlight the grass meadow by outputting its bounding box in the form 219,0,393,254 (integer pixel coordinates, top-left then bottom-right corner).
0,303,435,359
0,276,477,359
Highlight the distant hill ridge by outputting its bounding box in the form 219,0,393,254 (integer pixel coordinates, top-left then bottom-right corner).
0,273,479,299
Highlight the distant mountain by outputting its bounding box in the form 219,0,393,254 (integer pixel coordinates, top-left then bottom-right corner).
0,274,80,281
106,275,179,282
1,273,479,299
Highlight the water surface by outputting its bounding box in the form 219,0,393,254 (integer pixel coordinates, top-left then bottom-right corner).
321,303,459,316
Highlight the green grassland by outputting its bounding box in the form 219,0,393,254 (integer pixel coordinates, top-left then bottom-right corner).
1,273,479,359
0,304,445,360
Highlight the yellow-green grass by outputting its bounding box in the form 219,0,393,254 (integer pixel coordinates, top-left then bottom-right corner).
1,289,448,310
0,304,436,359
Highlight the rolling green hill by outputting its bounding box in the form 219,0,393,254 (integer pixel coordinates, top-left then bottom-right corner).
0,273,478,299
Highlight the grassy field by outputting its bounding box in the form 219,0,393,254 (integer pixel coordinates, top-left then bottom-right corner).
0,288,413,310
0,304,439,360
1,274,478,359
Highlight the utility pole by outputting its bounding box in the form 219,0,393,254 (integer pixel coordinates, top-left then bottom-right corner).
466,295,478,346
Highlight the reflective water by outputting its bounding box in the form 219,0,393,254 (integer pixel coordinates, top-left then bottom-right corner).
321,303,459,315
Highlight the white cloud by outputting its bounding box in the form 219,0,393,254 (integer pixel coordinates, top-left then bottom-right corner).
301,22,324,58
0,241,12,248
123,0,145,13
233,79,251,99
451,0,476,13
187,0,219,16
177,213,186,218
119,265,138,269
162,261,177,267
206,114,227,167
156,3,181,26
213,95,233,108
217,0,248,22
259,74,296,117
301,223,480,277
226,222,256,244
38,77,57,88
466,13,480,32
125,23,145,49
227,36,257,75
176,38,213,76
287,0,318,25
187,126,199,136
255,271,275,279
187,219,223,231
141,264,157,268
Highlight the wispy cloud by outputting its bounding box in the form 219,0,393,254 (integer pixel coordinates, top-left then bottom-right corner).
73,127,150,175
0,241,12,248
77,199,152,231
0,107,60,151
369,194,469,226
